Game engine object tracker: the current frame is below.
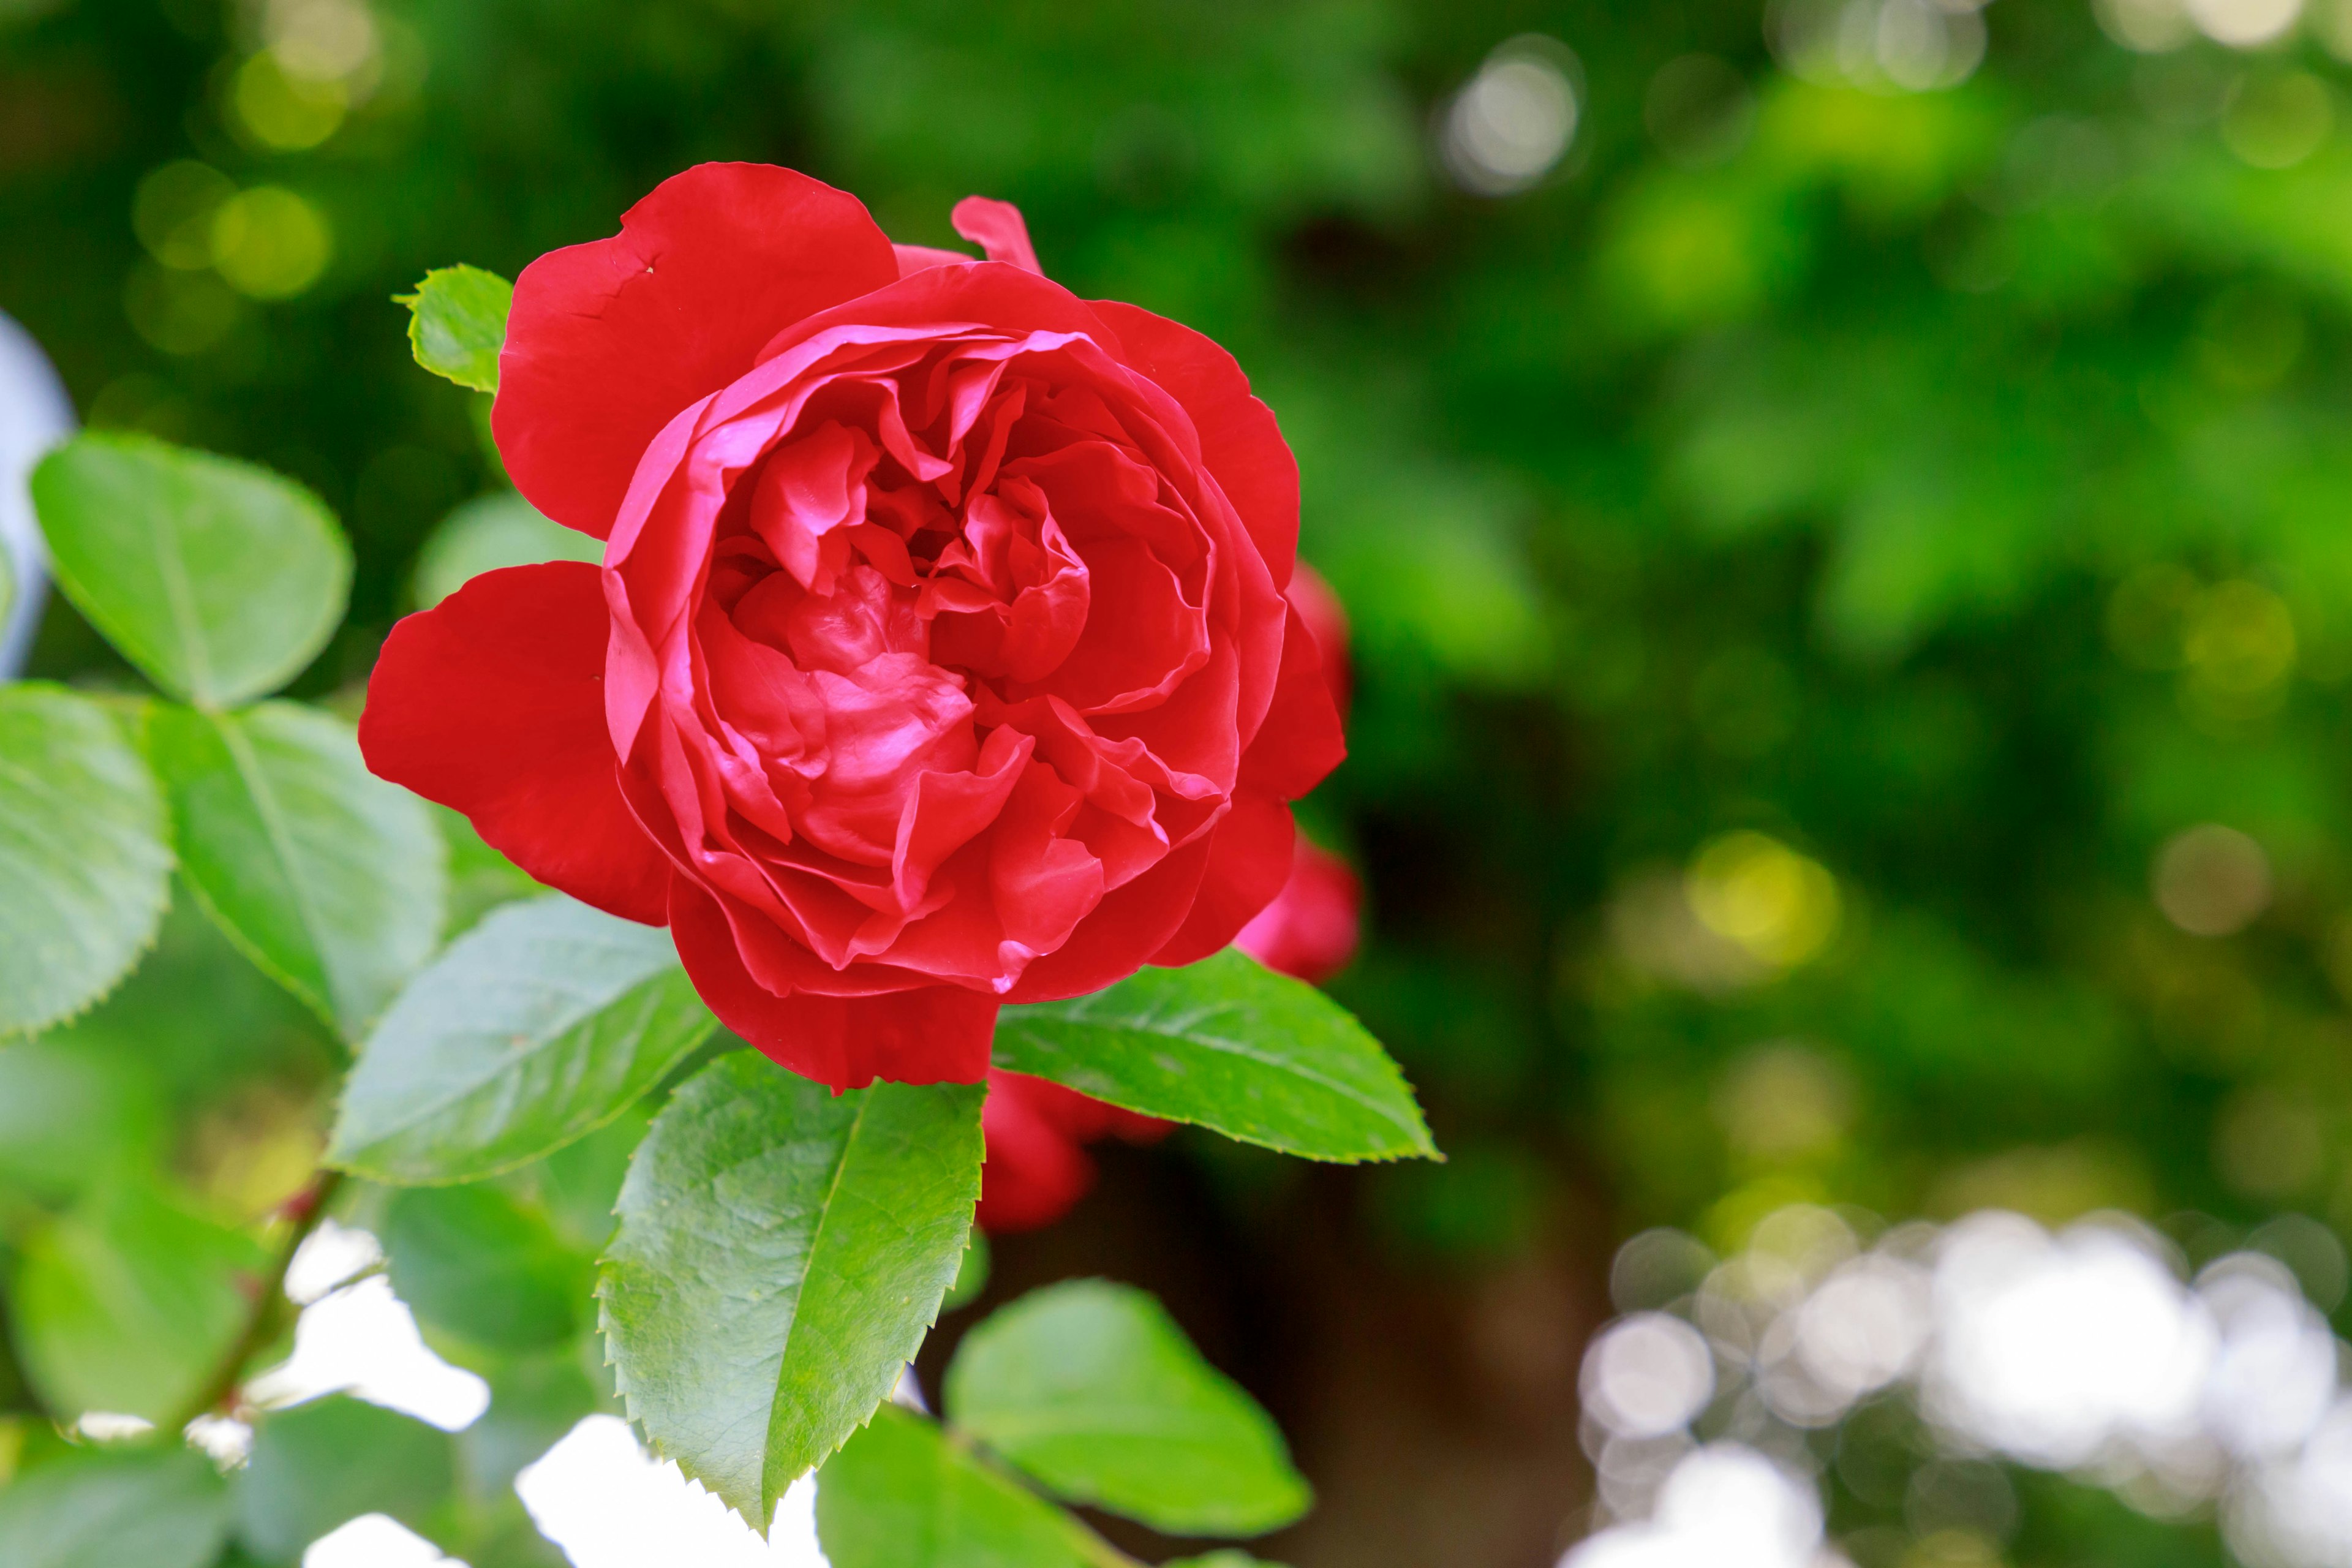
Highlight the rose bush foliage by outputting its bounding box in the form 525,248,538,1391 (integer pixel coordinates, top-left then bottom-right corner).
360,165,1346,1090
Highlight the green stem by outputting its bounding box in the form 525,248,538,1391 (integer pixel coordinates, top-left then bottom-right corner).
172,1168,345,1433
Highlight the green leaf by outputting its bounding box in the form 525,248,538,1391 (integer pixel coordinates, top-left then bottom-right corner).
1164,1555,1290,1568
9,1184,266,1424
411,492,601,608
945,1280,1311,1537
235,1395,456,1562
383,1184,590,1354
813,1403,1102,1568
149,701,446,1042
29,434,350,709
328,895,715,1185
992,949,1437,1164
0,535,15,631
0,1039,164,1199
0,684,172,1038
0,1446,230,1568
600,1055,984,1529
399,265,513,393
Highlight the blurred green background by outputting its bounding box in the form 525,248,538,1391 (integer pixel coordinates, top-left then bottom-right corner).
13,0,2352,1563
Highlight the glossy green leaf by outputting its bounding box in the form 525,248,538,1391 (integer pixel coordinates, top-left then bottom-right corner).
411,491,601,608
236,1395,456,1562
600,1055,984,1529
9,1184,266,1424
0,1446,230,1568
946,1280,1311,1536
329,895,714,1185
992,949,1436,1164
150,701,446,1042
0,684,171,1037
399,265,512,393
383,1184,590,1353
813,1403,1102,1568
29,434,350,708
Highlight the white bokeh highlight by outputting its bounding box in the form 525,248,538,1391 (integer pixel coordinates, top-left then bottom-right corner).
1569,1207,2352,1568
516,1415,825,1568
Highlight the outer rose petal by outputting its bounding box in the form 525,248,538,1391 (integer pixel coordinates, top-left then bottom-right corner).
1085,298,1300,590
1287,562,1351,719
670,880,998,1089
358,562,672,925
1152,791,1295,968
496,164,899,538
1237,601,1347,801
1235,837,1363,985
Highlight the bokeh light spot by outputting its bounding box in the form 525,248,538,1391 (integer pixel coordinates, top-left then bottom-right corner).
1442,36,1579,195
211,186,333,300
2153,823,2273,937
1686,832,1841,970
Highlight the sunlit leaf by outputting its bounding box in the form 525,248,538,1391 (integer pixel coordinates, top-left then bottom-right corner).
993,949,1436,1163
813,1403,1101,1568
30,434,350,708
400,265,513,393
600,1055,982,1529
946,1280,1311,1536
329,895,714,1185
0,1446,230,1568
150,701,446,1042
0,685,171,1038
9,1183,266,1425
236,1395,457,1563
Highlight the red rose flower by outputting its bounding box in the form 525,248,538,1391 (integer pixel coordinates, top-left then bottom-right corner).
360,165,1344,1090
977,566,1363,1234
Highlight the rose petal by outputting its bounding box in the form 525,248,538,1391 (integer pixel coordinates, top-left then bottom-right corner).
976,1069,1098,1233
1235,836,1362,985
1152,790,1295,968
951,197,1044,275
1235,600,1347,800
496,164,899,539
1002,834,1213,1003
671,880,998,1088
894,242,976,276
360,564,673,925
1085,298,1300,590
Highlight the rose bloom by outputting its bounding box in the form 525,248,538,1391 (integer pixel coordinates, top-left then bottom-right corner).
361,165,1343,1090
979,566,1362,1234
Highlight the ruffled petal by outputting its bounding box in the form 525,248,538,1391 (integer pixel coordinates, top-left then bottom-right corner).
1002,834,1213,1003
951,197,1043,275
359,562,673,925
1151,790,1295,968
1085,298,1300,590
671,880,998,1089
495,164,899,540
